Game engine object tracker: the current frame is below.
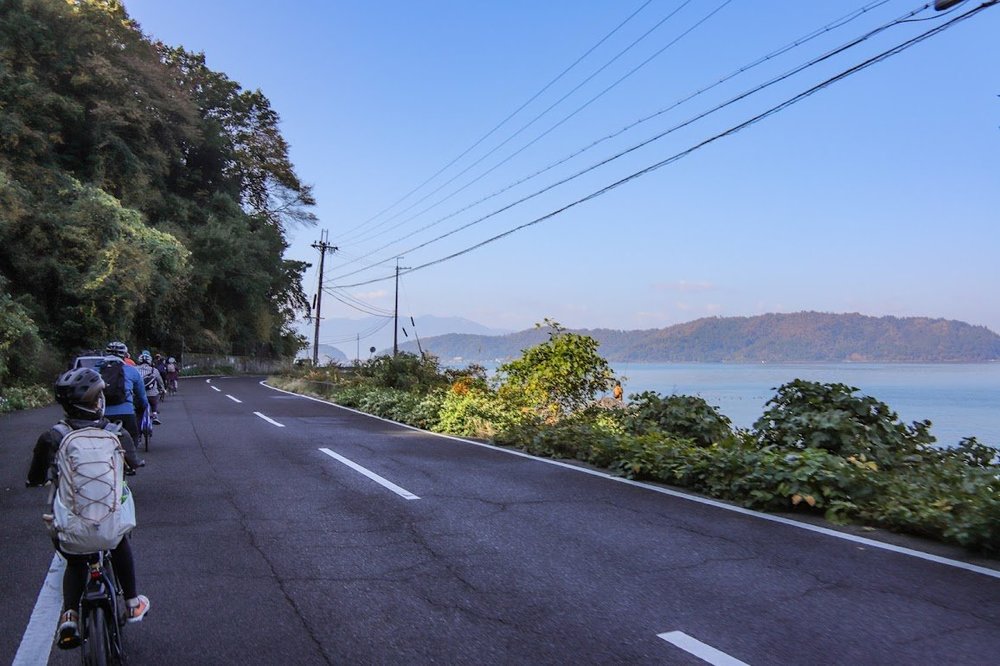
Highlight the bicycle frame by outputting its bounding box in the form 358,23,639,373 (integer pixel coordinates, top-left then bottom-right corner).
138,408,152,452
80,550,126,665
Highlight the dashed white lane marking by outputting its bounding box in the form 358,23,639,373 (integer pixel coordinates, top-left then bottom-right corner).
13,553,64,666
658,632,749,666
206,379,212,384
211,386,221,392
225,394,242,403
319,448,420,500
254,411,285,427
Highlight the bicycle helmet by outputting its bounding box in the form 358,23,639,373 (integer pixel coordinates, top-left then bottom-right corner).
105,341,128,358
54,368,106,419
168,357,175,363
139,350,153,364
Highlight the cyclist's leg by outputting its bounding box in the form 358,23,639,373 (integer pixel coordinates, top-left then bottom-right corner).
111,538,137,600
112,537,149,622
56,548,88,648
111,413,140,444
148,394,161,423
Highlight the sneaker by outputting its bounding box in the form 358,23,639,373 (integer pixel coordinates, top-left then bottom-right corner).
152,416,161,425
56,610,80,649
126,595,150,623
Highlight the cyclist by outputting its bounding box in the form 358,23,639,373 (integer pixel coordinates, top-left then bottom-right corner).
25,367,151,649
154,353,167,379
165,356,179,394
101,341,148,443
135,350,164,424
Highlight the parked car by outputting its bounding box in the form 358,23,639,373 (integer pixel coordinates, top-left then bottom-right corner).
72,354,105,370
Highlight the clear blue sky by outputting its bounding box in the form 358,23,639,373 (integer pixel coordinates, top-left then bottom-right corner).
126,0,999,336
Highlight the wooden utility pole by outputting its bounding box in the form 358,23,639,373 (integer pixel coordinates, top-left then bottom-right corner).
311,230,337,365
393,258,400,356
392,258,410,357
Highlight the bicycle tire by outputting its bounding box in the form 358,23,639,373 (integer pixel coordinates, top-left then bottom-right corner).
143,429,149,451
82,606,110,666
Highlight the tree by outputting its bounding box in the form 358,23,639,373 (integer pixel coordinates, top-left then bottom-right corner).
495,319,615,421
0,0,315,365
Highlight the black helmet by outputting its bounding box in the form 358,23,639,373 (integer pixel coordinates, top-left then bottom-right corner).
54,368,106,419
105,341,128,358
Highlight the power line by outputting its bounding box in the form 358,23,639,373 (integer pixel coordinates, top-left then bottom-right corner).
326,289,393,317
333,1,996,288
330,1,931,283
319,317,392,346
329,0,902,280
335,0,658,242
345,0,733,252
340,0,700,246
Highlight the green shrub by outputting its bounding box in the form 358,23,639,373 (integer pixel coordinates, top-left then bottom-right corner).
494,320,614,420
0,384,52,413
754,379,935,466
625,391,733,445
356,353,446,392
435,385,515,438
410,390,446,431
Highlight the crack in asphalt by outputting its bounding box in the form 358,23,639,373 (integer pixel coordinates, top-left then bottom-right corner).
188,413,335,665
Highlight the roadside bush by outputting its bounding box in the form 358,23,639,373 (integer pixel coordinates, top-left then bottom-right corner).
356,353,446,392
410,390,446,431
753,379,935,466
625,391,733,445
436,384,511,438
495,415,624,463
853,445,1000,553
494,320,614,420
0,384,52,413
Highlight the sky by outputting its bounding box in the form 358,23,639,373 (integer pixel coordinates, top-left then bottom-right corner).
124,0,1000,342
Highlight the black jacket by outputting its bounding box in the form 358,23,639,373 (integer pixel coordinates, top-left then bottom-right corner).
26,417,141,486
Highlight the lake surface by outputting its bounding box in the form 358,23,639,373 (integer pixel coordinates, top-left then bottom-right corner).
612,362,1000,447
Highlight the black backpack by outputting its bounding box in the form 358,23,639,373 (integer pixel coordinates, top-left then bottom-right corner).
99,360,128,405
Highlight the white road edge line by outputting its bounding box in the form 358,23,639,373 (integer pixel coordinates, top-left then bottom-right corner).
658,631,749,666
254,411,285,427
319,448,420,500
13,553,64,666
260,381,1000,580
211,386,221,392
225,394,242,403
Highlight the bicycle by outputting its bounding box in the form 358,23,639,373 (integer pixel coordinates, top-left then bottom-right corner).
79,549,128,665
138,408,152,452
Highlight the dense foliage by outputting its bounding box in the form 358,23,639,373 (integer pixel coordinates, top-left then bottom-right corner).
494,320,615,421
272,331,999,555
0,0,313,387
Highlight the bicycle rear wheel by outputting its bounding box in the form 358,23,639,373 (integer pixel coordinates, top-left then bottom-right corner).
81,607,110,666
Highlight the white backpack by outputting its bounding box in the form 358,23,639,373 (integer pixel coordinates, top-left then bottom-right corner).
50,423,136,554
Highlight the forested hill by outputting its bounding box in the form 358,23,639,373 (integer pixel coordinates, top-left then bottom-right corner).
399,313,1000,363
0,0,313,385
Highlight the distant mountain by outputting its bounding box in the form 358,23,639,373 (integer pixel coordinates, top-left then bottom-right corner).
295,315,512,361
397,312,1000,364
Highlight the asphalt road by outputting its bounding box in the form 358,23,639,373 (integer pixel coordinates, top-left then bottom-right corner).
2,375,998,665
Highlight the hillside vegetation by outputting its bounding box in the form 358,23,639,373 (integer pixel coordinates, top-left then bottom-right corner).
399,312,1000,363
0,0,312,386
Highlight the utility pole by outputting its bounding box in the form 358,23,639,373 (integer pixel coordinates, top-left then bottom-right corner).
311,230,337,365
393,258,400,356
392,257,410,357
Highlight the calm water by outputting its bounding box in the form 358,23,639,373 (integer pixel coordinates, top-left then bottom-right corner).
613,362,1000,447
